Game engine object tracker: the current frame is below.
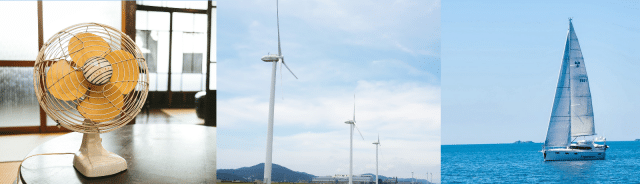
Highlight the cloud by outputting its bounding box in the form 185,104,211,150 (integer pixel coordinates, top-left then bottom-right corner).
217,0,441,181
220,0,440,59
218,80,441,178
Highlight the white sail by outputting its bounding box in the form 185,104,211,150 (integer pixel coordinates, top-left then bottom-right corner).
544,21,574,148
567,21,596,137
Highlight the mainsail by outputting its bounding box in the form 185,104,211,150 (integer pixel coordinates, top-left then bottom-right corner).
544,21,573,148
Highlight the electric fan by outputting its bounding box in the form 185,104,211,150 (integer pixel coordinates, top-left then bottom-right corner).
33,23,148,177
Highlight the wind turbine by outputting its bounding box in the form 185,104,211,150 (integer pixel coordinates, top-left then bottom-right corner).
412,172,414,184
261,1,298,184
427,173,430,184
372,135,380,184
344,94,364,184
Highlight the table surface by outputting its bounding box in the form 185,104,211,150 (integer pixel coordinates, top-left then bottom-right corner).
19,124,216,184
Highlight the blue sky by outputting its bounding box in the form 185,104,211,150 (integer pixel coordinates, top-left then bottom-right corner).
442,0,640,145
216,0,440,182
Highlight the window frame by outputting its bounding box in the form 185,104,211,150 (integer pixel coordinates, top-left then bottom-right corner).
136,4,214,93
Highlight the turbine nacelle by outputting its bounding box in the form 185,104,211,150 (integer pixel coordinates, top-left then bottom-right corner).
344,120,355,124
261,54,282,62
373,134,380,145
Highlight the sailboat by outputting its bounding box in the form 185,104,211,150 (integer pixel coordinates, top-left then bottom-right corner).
542,19,608,161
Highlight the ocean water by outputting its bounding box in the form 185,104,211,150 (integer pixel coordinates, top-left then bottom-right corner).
442,141,640,183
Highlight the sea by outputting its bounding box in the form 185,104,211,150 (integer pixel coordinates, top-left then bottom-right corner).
442,141,640,183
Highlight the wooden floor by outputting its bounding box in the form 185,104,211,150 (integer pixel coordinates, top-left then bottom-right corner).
0,161,21,184
0,108,202,184
136,108,204,125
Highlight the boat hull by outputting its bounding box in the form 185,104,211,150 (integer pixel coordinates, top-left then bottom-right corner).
543,148,605,161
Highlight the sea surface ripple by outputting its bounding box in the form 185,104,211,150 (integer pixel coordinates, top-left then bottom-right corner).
442,141,640,183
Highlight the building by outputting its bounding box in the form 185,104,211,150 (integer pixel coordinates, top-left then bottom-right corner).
312,174,375,184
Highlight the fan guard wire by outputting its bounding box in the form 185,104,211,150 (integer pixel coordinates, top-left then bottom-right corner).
33,23,149,134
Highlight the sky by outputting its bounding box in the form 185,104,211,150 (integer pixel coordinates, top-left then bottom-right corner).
216,0,441,182
442,0,640,145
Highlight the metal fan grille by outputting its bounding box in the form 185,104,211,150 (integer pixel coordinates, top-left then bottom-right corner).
33,23,149,133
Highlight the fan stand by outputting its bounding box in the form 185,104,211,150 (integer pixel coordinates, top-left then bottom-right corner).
73,120,127,177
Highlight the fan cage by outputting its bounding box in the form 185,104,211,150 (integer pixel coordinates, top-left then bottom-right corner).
33,23,149,133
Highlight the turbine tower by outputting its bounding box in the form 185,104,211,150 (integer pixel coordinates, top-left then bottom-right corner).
412,172,414,184
345,94,364,184
427,173,429,184
261,1,298,184
372,135,380,184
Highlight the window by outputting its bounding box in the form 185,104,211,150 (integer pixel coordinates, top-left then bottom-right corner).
0,2,38,60
137,30,159,73
136,4,215,92
0,68,40,127
137,1,208,9
0,2,39,128
1,1,124,130
136,10,170,91
183,53,203,73
43,1,121,40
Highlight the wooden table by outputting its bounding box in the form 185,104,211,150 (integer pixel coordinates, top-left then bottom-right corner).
19,124,216,184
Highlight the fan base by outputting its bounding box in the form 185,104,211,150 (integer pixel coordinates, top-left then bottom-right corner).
73,133,127,177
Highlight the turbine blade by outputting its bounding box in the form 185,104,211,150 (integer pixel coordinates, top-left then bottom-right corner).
354,124,364,140
353,94,356,123
277,0,282,56
279,59,283,100
282,58,298,79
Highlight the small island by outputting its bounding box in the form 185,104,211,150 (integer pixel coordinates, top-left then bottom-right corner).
513,140,535,144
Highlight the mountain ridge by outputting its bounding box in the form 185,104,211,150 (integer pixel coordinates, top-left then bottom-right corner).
217,163,433,184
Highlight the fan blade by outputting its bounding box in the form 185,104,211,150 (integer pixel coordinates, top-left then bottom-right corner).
277,0,281,56
281,58,298,79
46,60,88,101
354,124,364,140
105,50,139,94
78,83,124,122
68,32,110,67
378,134,381,146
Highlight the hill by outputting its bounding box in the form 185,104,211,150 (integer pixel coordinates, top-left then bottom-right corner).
218,164,433,184
217,163,315,182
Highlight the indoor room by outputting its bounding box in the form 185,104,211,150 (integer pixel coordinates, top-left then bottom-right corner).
0,1,217,183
